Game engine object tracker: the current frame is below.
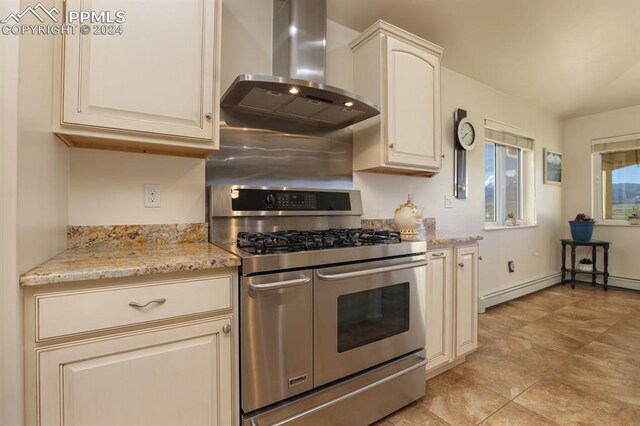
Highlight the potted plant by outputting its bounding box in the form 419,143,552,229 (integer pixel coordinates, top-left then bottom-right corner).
569,213,595,241
628,209,640,225
578,257,593,272
505,212,517,226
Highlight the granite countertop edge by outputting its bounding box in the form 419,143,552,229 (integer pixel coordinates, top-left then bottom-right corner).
19,242,241,287
426,234,484,247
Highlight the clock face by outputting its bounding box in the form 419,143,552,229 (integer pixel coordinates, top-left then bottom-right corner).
457,118,476,150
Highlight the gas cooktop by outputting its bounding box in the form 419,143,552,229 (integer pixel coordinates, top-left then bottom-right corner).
236,228,402,255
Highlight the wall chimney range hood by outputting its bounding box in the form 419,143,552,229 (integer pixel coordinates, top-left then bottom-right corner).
220,0,379,131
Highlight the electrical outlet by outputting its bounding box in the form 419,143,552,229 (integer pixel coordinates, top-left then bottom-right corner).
444,195,453,209
508,261,515,273
144,184,161,208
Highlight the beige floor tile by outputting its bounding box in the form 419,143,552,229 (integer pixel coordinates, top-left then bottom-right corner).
374,400,449,426
503,297,557,318
572,340,640,381
478,312,529,335
570,297,637,315
597,320,640,352
423,370,508,425
479,402,557,425
542,306,619,339
469,335,569,374
510,321,585,354
485,302,545,322
452,357,540,399
551,357,640,407
515,377,640,425
477,323,507,348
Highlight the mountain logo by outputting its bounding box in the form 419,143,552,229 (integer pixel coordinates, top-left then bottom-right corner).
1,3,59,24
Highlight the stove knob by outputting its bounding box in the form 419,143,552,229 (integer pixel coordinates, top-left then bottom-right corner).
264,194,275,206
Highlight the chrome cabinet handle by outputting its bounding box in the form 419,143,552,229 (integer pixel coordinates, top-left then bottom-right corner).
479,256,483,260
205,112,212,120
389,143,394,149
249,277,311,291
128,298,166,308
458,262,465,267
317,260,429,281
222,324,231,334
431,252,445,258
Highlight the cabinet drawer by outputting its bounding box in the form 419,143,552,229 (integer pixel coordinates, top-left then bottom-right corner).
35,274,232,341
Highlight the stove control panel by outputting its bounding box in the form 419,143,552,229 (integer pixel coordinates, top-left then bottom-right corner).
231,188,351,211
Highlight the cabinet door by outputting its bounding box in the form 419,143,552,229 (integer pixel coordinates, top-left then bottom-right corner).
455,245,478,357
425,249,453,372
61,0,219,141
385,36,441,169
37,318,232,426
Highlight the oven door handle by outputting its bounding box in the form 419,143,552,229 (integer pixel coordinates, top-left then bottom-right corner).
249,276,311,291
316,260,429,281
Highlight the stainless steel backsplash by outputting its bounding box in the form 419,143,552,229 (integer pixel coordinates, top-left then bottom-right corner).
205,122,353,189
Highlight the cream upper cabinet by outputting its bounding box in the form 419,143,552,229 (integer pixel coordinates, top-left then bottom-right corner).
54,0,221,157
455,245,479,357
350,20,443,176
425,249,453,372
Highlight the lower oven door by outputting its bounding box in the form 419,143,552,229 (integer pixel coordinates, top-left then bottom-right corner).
314,255,427,386
242,270,313,413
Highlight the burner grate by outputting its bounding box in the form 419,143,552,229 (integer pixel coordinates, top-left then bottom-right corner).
237,228,402,255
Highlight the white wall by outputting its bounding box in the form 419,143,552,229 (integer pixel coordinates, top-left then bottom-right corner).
0,0,21,421
564,105,640,283
328,21,565,302
69,150,206,225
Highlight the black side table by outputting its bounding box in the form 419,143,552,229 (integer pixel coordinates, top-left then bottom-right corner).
560,239,611,291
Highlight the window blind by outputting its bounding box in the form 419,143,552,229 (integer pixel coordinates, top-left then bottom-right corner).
484,120,534,151
592,138,640,153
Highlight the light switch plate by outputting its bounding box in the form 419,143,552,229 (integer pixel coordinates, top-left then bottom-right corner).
444,195,453,209
144,184,161,208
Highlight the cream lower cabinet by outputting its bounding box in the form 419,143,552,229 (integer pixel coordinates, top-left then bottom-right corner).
425,244,478,377
53,0,222,157
350,20,443,177
24,270,236,426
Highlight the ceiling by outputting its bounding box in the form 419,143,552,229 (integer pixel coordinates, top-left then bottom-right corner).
327,0,640,118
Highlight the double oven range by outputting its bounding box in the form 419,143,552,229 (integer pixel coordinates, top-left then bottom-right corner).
210,185,428,425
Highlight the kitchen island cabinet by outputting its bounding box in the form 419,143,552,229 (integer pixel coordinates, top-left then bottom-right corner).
425,243,479,377
23,269,236,426
350,20,443,176
53,0,222,157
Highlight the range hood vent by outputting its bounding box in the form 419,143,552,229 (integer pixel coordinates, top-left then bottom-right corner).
220,0,379,131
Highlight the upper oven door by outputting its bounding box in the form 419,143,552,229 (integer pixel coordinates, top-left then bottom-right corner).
313,255,427,386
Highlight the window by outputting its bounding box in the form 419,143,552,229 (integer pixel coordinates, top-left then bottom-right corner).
593,135,640,221
484,121,535,227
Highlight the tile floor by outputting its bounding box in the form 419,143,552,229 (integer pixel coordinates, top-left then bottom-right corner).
375,283,640,425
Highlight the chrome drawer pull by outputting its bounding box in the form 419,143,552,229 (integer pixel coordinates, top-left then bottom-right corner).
317,260,429,281
128,298,167,308
431,252,445,257
458,262,465,267
249,277,311,291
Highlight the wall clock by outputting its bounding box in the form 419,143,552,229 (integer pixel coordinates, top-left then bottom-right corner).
456,117,476,150
454,108,473,199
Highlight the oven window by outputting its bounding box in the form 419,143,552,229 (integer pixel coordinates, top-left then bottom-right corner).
337,282,410,353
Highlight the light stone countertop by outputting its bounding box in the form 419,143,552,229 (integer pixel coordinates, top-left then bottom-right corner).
425,230,483,248
20,243,240,286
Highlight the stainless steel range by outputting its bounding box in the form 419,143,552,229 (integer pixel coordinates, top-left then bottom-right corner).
210,185,428,426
